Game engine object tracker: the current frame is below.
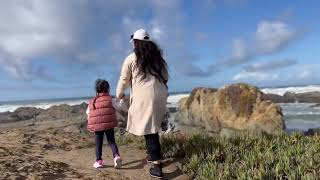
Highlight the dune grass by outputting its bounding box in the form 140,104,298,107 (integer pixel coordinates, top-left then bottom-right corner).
160,132,320,180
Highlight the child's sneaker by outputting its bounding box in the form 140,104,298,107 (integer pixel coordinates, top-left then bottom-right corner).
114,156,122,169
93,160,104,168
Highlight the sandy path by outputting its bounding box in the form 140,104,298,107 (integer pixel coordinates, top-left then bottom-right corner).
45,146,187,180
0,120,189,180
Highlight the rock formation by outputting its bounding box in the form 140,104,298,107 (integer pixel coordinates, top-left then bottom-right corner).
266,91,320,103
176,84,285,134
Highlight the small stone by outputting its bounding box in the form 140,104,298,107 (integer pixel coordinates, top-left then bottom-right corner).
18,166,25,171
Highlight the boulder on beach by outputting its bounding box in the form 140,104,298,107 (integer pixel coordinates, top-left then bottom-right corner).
0,103,88,123
0,107,44,123
36,103,87,121
176,83,285,134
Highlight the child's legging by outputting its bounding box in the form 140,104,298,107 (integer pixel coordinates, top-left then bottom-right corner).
95,129,119,161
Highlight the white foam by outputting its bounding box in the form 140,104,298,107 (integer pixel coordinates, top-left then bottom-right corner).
0,99,89,113
167,94,190,106
0,94,191,113
261,85,320,96
284,111,320,115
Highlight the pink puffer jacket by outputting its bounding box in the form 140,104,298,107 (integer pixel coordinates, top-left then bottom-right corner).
87,93,117,132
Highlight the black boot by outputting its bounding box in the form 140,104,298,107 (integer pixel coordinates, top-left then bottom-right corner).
149,163,163,179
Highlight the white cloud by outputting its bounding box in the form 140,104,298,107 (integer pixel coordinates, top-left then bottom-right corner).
151,26,162,41
233,71,279,81
0,1,102,79
255,21,296,54
293,64,320,81
221,38,252,66
0,1,72,58
244,59,297,72
233,64,320,87
223,20,300,66
298,70,311,79
0,0,187,81
232,39,250,63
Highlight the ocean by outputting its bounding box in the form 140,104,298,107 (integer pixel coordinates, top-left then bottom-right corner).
1,85,320,131
0,97,91,113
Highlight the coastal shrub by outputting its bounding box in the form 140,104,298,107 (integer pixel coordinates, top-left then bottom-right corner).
116,133,145,149
160,132,320,180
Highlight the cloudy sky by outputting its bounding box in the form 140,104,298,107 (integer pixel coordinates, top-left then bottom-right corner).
0,0,319,101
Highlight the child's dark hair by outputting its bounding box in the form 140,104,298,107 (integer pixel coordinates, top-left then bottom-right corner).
95,79,110,93
93,79,110,109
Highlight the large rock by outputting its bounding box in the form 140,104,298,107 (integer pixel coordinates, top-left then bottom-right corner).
0,111,18,123
176,84,285,133
176,87,220,132
0,103,87,123
0,107,44,123
14,107,44,120
265,93,295,103
304,128,320,136
36,103,86,121
295,91,320,103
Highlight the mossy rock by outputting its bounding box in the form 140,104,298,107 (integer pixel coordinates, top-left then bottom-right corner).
218,83,258,117
185,87,217,108
176,83,285,134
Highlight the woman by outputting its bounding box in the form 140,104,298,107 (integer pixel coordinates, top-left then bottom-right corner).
116,29,168,179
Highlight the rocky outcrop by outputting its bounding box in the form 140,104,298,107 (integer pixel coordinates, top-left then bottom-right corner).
265,93,295,103
176,84,285,134
304,128,320,136
176,87,219,132
0,100,130,132
295,92,320,103
0,102,89,123
0,107,44,123
36,103,87,121
266,91,320,103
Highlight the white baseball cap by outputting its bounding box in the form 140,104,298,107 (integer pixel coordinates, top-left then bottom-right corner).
130,29,150,42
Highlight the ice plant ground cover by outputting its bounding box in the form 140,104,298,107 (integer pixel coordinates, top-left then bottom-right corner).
117,131,320,179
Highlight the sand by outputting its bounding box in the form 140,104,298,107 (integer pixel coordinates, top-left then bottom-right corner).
0,119,188,180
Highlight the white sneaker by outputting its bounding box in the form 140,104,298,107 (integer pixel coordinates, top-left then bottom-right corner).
114,156,122,169
93,160,104,168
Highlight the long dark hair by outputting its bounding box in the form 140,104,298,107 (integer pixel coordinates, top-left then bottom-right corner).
133,39,168,83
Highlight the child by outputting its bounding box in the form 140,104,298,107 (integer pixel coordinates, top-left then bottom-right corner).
86,79,122,169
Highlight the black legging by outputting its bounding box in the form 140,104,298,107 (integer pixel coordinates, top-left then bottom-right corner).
95,129,119,161
145,133,162,161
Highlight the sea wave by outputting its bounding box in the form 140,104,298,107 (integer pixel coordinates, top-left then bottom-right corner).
0,94,191,113
167,94,190,107
0,99,89,113
284,111,320,115
261,85,320,96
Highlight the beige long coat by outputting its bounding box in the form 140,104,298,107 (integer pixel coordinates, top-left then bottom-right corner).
116,53,168,136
